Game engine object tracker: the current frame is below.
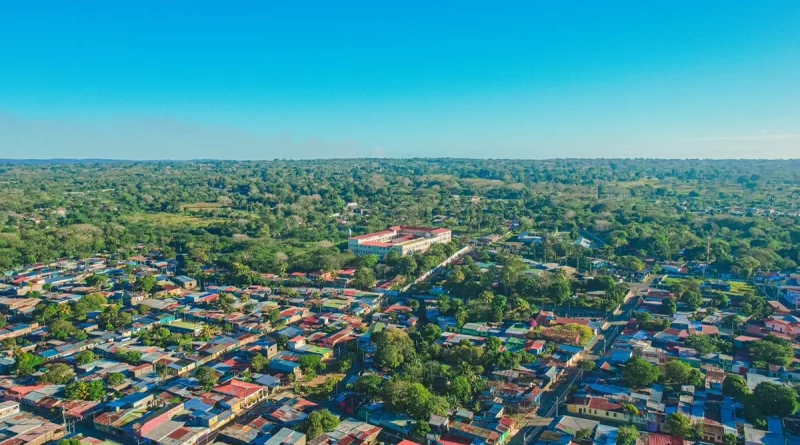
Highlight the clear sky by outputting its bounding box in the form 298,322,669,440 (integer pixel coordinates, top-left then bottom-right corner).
1,1,799,159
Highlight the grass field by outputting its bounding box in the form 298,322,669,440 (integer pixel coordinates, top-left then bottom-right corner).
179,202,228,211
123,213,226,227
729,281,756,296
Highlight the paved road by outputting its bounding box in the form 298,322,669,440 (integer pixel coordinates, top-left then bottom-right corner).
509,296,637,445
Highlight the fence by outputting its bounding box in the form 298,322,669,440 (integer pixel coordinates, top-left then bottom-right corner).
400,246,472,292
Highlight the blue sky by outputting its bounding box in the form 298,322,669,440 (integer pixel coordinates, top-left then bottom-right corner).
1,1,799,159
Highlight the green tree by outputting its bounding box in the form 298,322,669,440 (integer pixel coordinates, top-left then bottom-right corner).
300,409,340,439
722,375,749,400
106,372,126,386
352,268,376,290
269,309,282,324
622,357,660,388
299,355,324,375
39,363,75,384
449,376,473,404
685,335,716,354
547,277,572,306
252,352,269,373
455,309,468,328
85,273,109,288
663,298,677,315
666,413,692,439
680,291,703,311
373,328,415,370
617,425,639,445
383,380,450,420
622,404,639,416
418,323,443,344
437,295,451,314
13,351,44,376
137,274,158,293
750,335,794,367
663,360,704,387
413,420,431,440
354,375,385,402
75,350,97,365
196,367,221,390
748,382,799,418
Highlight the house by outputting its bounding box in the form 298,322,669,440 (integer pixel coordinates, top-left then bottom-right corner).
174,275,198,290
213,380,267,413
527,340,547,355
765,317,800,336
568,397,629,422
264,427,307,445
780,286,800,308
0,402,67,445
767,300,791,315
659,262,686,275
166,320,205,336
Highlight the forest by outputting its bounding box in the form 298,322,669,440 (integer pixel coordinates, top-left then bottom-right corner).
1,159,799,282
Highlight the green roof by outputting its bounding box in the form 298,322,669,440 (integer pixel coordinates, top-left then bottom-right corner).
169,320,203,330
306,345,333,355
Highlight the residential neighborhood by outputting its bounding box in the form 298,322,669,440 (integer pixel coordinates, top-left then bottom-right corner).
2,226,800,445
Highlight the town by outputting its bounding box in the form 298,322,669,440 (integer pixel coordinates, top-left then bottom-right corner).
2,214,800,445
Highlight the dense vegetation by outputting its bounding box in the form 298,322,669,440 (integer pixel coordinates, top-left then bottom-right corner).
1,159,799,280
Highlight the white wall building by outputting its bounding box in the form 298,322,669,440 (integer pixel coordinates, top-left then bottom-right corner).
348,226,452,257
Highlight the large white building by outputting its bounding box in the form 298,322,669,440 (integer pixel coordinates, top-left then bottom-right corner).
348,225,452,257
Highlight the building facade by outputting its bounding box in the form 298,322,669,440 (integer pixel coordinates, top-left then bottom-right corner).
348,226,452,257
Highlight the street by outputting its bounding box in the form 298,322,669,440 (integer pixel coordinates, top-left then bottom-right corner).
508,295,637,445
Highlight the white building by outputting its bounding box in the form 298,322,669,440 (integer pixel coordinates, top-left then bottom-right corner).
348,225,452,257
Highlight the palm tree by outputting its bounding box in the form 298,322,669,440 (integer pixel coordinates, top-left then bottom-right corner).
200,324,220,340
57,304,71,319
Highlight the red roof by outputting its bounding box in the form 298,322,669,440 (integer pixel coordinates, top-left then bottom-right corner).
648,433,684,445
553,317,589,326
587,397,622,411
437,435,472,445
168,428,190,439
214,379,264,399
349,229,396,240
360,241,392,248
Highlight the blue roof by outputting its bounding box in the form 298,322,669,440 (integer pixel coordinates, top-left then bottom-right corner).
588,383,628,395
185,398,215,412
106,392,153,410
767,417,784,435
269,359,301,373
255,374,281,387
559,344,583,354
40,349,59,358
277,326,304,338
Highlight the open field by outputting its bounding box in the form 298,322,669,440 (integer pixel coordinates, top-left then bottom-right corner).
123,212,226,227
179,202,229,211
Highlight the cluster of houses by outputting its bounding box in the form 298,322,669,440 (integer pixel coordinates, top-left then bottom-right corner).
4,242,800,445
521,277,800,445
